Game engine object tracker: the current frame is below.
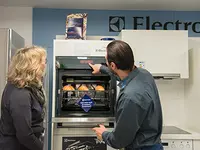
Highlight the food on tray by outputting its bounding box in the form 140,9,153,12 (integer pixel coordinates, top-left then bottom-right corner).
78,85,89,91
63,85,75,91
65,13,88,40
95,85,105,91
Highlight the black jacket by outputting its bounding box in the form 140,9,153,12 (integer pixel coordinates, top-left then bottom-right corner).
0,83,44,150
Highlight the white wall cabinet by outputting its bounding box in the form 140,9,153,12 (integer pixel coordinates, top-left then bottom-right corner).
119,30,189,79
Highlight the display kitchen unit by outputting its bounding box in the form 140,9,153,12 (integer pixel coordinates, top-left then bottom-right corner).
49,30,200,150
52,40,116,150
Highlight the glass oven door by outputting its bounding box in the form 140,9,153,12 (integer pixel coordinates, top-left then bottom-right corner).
55,69,116,118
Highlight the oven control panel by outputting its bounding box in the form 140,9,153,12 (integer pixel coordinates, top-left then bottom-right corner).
162,139,192,150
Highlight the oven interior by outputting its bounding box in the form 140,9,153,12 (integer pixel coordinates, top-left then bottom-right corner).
55,56,116,118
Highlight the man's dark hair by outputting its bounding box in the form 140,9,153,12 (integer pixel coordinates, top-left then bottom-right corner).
107,40,134,71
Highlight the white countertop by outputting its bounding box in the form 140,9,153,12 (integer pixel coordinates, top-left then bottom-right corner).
161,126,200,140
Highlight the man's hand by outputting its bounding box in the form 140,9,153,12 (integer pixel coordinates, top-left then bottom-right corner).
92,124,107,141
88,63,102,74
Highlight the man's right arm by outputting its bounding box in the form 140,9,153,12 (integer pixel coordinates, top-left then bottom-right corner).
100,65,113,76
100,65,120,81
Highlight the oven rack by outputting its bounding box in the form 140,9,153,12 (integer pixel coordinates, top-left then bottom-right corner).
62,97,109,100
62,90,110,92
63,80,108,84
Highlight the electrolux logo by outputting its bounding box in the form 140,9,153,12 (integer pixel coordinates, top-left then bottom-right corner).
95,49,106,52
63,139,76,142
109,16,125,32
108,15,200,33
95,46,106,52
133,16,200,33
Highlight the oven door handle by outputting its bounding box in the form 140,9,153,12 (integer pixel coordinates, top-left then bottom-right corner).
52,117,115,123
56,122,114,128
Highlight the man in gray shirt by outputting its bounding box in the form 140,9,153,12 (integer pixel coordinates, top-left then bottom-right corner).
90,40,163,150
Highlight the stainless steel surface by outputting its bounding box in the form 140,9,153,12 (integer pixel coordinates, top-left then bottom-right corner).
8,29,11,68
162,126,191,134
52,117,115,123
0,29,8,104
57,122,111,128
152,73,180,79
8,29,25,65
43,62,50,150
0,28,24,117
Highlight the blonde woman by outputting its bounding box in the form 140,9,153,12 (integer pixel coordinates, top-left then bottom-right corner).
0,46,47,150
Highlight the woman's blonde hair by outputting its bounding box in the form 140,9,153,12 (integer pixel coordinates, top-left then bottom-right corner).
7,46,47,88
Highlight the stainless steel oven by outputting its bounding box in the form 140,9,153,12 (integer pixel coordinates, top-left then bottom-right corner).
51,40,116,150
54,56,116,128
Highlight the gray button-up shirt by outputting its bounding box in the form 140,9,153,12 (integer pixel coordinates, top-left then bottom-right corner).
100,66,163,150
